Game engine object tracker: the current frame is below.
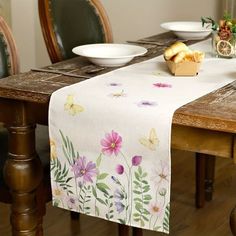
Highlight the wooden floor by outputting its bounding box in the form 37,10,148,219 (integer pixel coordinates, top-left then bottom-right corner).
1,150,235,236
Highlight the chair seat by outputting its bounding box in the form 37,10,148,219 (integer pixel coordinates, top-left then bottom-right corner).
0,125,50,203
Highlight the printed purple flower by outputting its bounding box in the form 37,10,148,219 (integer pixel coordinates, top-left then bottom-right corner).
132,155,142,166
101,130,122,156
66,195,77,209
71,156,97,183
137,100,157,107
116,164,124,174
108,82,122,86
111,176,121,185
115,201,125,213
153,82,172,88
114,189,124,200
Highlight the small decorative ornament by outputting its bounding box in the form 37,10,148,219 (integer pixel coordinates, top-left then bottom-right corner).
202,12,236,58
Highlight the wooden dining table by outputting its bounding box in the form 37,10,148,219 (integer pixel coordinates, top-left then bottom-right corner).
0,32,235,235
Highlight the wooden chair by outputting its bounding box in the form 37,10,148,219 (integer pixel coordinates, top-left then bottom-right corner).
38,0,113,63
0,16,51,235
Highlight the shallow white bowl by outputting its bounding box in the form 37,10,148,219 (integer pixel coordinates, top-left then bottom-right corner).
161,21,212,40
72,43,147,67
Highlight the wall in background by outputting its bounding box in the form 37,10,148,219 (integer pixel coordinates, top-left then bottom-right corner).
100,0,221,42
10,0,222,72
0,0,11,26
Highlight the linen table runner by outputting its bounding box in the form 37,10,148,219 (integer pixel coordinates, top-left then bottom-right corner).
49,40,235,234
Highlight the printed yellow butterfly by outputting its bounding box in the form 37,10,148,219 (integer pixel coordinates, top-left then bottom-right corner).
64,95,84,115
139,128,159,151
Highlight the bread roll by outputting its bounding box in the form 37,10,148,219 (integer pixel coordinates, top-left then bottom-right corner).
164,41,189,60
192,51,205,63
172,50,190,63
171,50,205,63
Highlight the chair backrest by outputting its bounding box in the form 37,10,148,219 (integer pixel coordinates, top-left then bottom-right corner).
0,16,19,78
38,0,113,63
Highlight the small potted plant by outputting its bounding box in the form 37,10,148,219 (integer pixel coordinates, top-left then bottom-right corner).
202,12,236,58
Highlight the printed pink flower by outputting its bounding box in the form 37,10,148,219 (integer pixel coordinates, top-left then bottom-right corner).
132,155,142,166
153,82,172,88
149,202,163,217
116,164,124,174
72,156,97,183
101,130,122,156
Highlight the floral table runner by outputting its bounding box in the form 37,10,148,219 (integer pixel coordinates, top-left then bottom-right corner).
49,39,235,234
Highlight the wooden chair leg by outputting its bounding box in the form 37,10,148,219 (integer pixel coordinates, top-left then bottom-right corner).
118,224,129,236
204,155,215,201
230,205,236,236
195,153,206,208
133,227,143,236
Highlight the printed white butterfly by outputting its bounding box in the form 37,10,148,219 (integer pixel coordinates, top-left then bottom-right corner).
139,128,159,151
64,95,84,115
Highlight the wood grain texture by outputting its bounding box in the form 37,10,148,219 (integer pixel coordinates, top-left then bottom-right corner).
0,33,234,135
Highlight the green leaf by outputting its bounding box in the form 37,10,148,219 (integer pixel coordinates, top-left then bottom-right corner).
95,206,100,216
133,190,142,194
138,166,142,175
97,173,109,180
142,173,147,178
134,198,142,202
118,219,126,224
140,219,145,227
143,195,152,200
96,153,102,167
135,202,143,212
133,213,140,217
141,215,149,221
141,180,148,184
96,183,110,195
143,186,150,193
133,180,141,186
96,198,106,205
134,172,140,181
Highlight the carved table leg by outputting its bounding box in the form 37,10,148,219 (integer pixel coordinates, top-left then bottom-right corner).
204,155,215,201
196,153,206,208
133,227,143,236
118,224,129,236
230,205,236,236
4,124,43,235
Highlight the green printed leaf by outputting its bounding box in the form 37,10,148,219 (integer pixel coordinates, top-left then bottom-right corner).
95,206,100,216
97,197,106,205
97,173,109,180
134,172,141,181
134,198,142,203
118,219,126,224
96,183,110,195
142,172,147,178
142,215,149,221
96,153,102,167
133,190,142,194
144,194,152,200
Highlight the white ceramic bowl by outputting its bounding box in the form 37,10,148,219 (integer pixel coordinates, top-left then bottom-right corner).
72,43,147,67
161,21,212,40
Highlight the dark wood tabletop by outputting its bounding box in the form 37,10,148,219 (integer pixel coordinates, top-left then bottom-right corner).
0,33,235,133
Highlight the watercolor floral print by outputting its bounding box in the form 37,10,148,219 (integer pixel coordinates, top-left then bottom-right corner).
50,129,170,233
